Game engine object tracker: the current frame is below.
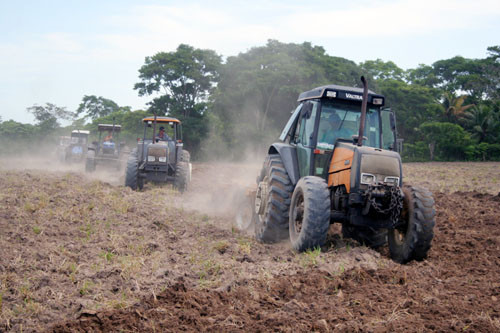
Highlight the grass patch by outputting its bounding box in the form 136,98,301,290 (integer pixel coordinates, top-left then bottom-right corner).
32,226,42,235
213,240,230,254
299,247,322,268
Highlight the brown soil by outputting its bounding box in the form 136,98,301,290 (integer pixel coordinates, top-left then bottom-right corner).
0,160,499,332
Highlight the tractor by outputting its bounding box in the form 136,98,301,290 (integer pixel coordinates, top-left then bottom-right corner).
63,130,89,163
124,116,191,191
85,124,124,172
250,77,436,263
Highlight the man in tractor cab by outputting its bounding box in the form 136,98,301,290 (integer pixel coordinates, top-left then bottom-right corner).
103,130,114,142
156,126,170,141
318,110,352,147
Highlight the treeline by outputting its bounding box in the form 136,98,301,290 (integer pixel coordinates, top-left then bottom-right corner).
1,40,499,161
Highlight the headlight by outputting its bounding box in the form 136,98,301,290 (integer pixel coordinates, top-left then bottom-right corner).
147,155,156,162
361,173,376,185
158,156,167,163
384,176,400,186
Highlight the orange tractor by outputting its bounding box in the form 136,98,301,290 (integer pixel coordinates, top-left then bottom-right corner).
244,77,436,263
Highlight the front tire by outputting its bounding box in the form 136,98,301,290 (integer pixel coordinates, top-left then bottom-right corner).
388,185,436,263
289,177,331,252
254,154,293,243
174,161,190,192
180,150,190,162
125,150,140,190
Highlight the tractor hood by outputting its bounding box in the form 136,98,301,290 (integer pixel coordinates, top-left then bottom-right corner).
352,145,402,190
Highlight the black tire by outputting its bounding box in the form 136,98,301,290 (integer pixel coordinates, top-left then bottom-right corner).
341,225,387,249
289,176,331,252
85,151,96,173
125,150,140,190
180,150,190,162
388,185,436,263
174,161,190,192
254,154,293,243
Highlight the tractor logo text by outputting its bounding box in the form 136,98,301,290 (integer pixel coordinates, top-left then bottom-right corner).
345,93,363,100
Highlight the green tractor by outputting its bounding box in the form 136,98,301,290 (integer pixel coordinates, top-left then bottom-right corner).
251,77,436,263
125,116,191,191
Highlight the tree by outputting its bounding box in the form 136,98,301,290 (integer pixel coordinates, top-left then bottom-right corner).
27,103,74,133
419,122,471,160
463,104,500,143
482,45,500,100
134,44,221,156
76,95,121,120
375,79,441,143
359,59,405,81
440,92,474,123
134,44,221,117
211,40,363,157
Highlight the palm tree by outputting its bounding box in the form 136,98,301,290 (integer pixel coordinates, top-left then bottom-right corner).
464,104,500,143
441,92,475,123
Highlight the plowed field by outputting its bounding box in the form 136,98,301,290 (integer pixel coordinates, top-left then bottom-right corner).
0,159,499,332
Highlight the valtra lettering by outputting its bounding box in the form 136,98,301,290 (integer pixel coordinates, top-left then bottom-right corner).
345,93,363,100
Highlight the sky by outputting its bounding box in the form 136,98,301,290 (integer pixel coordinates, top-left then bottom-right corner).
0,0,499,124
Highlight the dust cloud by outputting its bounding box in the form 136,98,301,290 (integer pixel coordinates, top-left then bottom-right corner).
0,142,125,186
0,134,268,232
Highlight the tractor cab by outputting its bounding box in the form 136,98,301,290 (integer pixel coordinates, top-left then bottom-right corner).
95,124,122,155
279,84,398,181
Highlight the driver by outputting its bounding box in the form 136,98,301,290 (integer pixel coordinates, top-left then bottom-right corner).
320,112,351,145
103,130,113,142
156,126,170,141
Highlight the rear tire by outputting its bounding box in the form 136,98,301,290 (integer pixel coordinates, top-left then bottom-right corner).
125,150,140,190
289,177,331,252
388,185,435,263
254,154,293,243
174,161,190,192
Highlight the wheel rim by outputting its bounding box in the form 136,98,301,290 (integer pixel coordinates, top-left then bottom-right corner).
255,178,268,215
292,192,304,235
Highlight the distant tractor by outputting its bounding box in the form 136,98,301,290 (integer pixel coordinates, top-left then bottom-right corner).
57,136,71,162
85,124,124,172
250,77,436,263
125,116,191,191
63,130,89,163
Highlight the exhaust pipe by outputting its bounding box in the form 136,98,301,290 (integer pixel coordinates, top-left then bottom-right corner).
357,76,369,147
152,112,157,144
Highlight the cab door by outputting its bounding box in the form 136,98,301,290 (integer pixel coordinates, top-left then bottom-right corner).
292,101,319,178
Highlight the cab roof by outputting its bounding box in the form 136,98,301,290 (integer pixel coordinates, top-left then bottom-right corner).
97,124,122,131
71,130,90,135
142,116,180,123
298,84,385,106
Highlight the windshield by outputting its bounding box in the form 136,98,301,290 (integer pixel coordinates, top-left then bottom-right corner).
144,121,176,141
317,100,380,150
